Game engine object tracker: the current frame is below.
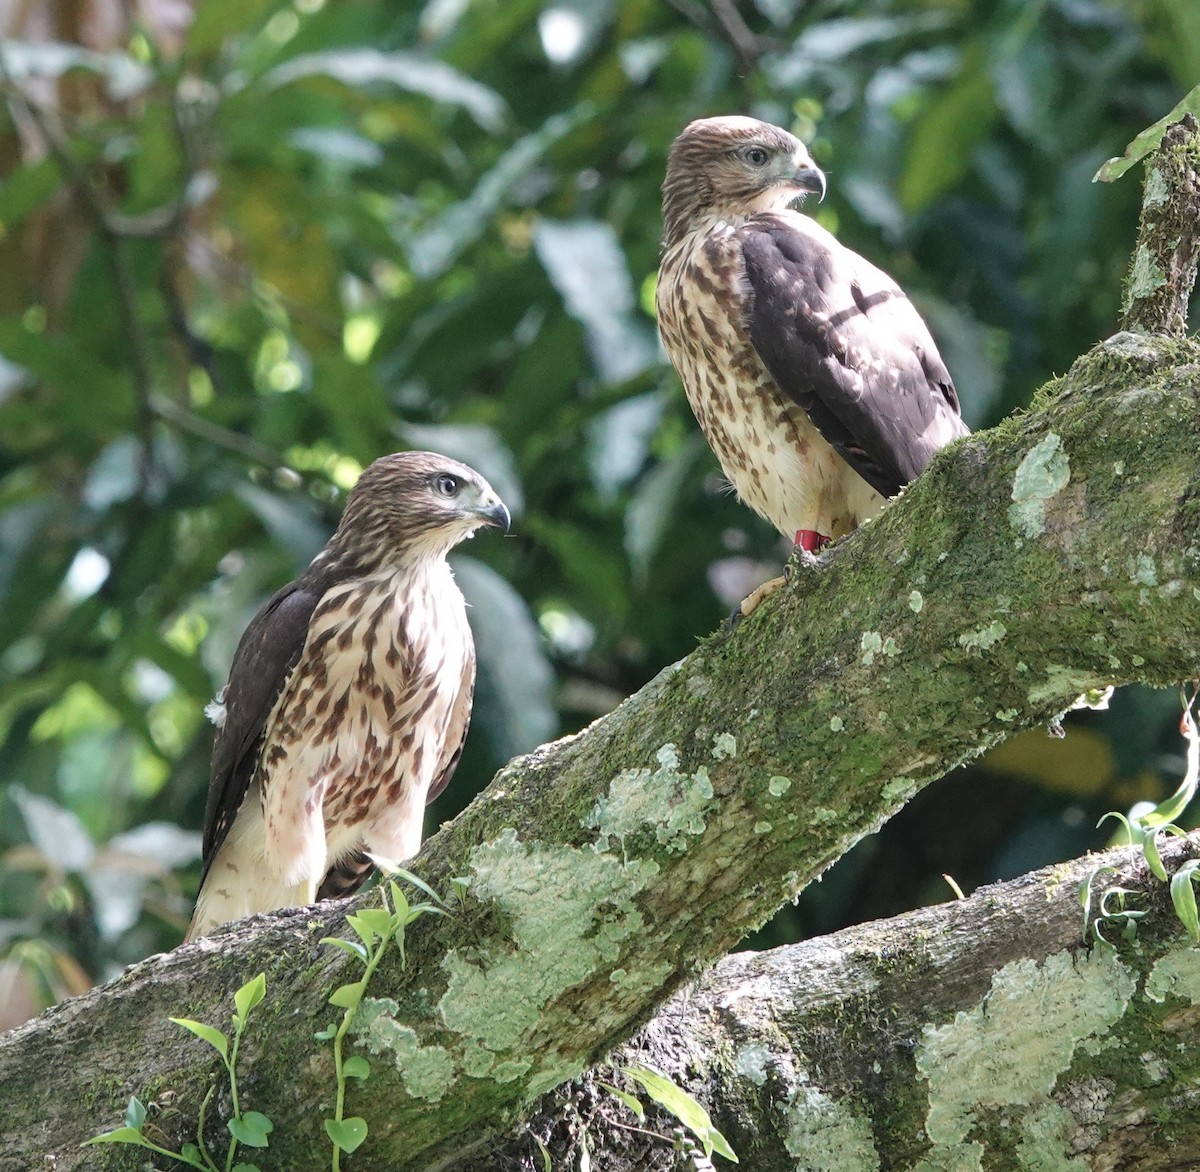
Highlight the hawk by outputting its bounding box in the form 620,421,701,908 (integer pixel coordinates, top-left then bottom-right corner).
186,451,509,941
656,115,969,608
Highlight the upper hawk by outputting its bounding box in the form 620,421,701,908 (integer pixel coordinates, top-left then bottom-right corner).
656,115,969,560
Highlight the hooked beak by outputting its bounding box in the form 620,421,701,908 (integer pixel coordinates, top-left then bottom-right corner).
475,498,511,532
792,163,827,203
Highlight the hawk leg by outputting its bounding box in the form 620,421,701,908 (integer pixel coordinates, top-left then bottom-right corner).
728,530,830,626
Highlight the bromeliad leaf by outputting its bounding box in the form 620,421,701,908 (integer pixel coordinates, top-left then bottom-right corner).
598,1080,645,1122
624,1064,738,1162
170,1017,230,1061
1170,859,1200,942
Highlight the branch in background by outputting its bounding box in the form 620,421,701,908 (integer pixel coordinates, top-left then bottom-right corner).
1119,113,1200,336
469,833,1200,1170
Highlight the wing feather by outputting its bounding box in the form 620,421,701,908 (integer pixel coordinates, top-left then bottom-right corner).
200,581,321,879
736,212,968,498
426,645,476,805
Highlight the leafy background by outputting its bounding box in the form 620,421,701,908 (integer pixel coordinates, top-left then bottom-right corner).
0,0,1196,1025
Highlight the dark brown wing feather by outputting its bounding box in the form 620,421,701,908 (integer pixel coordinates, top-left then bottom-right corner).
200,580,321,880
736,212,968,498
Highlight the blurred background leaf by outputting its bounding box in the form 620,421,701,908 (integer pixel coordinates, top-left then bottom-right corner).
0,0,1196,1024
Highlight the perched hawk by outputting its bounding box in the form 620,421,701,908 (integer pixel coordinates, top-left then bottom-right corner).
186,451,509,941
656,115,969,600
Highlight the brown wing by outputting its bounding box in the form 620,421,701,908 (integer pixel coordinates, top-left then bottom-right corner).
426,645,476,805
200,581,320,881
735,211,969,498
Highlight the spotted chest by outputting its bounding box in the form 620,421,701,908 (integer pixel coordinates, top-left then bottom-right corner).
657,224,882,539
258,560,473,888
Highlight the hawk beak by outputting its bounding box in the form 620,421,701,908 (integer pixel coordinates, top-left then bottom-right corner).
476,499,511,532
793,163,826,203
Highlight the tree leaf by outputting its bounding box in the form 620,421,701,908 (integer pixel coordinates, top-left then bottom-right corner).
227,1111,274,1148
170,1018,229,1061
84,1127,148,1145
234,973,266,1020
325,1116,369,1154
343,1055,371,1080
320,936,369,963
329,981,365,1010
124,1096,147,1131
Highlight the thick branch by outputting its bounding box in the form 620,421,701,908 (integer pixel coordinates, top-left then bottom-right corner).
3,333,1200,1168
471,833,1200,1170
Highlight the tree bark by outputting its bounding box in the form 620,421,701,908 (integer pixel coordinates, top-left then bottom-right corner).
467,833,1200,1171
3,328,1200,1170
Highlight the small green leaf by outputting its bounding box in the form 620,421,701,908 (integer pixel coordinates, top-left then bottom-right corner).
181,1143,202,1162
1170,859,1200,942
231,1164,263,1172
532,1133,552,1172
325,1116,368,1153
1144,830,1168,882
170,1017,229,1060
598,1080,645,1121
84,1127,147,1145
234,973,267,1019
624,1065,738,1162
124,1096,147,1131
320,936,369,963
329,981,365,1010
314,1023,337,1041
346,909,389,946
388,867,446,907
228,1111,274,1148
343,1055,371,1080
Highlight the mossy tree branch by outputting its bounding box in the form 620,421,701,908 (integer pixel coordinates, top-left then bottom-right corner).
470,833,1200,1170
3,329,1200,1170
1120,113,1200,336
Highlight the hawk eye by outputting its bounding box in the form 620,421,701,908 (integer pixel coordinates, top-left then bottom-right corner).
745,146,770,167
433,473,460,497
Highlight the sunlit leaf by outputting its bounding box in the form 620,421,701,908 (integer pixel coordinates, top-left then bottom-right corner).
170,1018,230,1061
268,50,508,132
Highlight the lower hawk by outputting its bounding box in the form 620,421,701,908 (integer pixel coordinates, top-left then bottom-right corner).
186,451,509,941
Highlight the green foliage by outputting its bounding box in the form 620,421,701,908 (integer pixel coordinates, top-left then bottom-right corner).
318,869,445,1169
622,1064,738,1163
0,0,1196,1013
1087,695,1200,945
88,972,271,1171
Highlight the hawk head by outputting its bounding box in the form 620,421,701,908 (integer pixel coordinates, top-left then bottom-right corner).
661,115,826,248
329,451,510,568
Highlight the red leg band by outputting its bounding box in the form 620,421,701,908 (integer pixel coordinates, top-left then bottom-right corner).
795,529,830,553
